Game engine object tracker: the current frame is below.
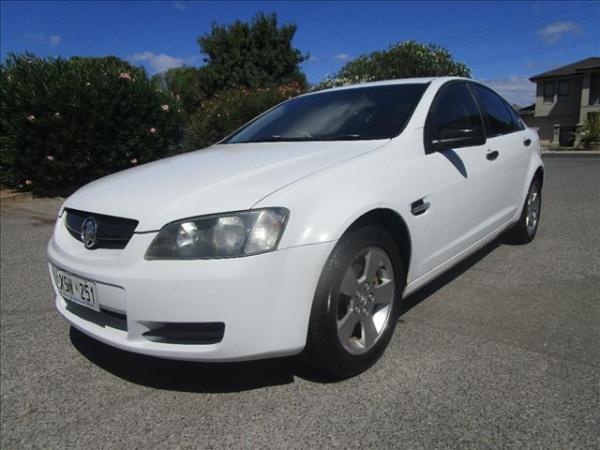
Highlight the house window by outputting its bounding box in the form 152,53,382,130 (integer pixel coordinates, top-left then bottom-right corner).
558,81,569,101
543,82,555,103
590,73,600,105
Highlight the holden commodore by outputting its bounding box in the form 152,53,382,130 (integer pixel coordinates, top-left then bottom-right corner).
48,77,543,377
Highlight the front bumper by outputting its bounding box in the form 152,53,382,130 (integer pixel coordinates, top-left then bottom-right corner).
48,216,335,361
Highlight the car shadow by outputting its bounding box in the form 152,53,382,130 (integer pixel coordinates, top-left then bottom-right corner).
70,238,503,393
400,239,500,315
69,327,338,393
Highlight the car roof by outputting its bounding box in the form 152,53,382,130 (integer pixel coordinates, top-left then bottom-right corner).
303,76,470,96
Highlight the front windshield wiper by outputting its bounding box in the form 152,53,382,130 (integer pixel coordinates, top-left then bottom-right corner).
322,134,365,141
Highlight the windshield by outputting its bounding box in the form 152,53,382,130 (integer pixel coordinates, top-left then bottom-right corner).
225,84,428,143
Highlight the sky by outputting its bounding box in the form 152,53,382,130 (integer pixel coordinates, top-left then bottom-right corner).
1,0,599,106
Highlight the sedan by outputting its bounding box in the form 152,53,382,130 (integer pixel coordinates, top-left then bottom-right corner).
48,77,543,377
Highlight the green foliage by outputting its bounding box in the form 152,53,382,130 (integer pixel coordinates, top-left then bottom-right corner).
197,12,308,92
151,66,210,117
580,113,600,149
312,74,377,91
317,40,470,89
0,53,184,195
185,83,304,150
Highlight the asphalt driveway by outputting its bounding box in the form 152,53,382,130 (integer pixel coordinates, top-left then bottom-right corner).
1,155,599,449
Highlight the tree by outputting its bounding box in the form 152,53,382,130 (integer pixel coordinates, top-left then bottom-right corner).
197,12,308,92
318,40,470,88
580,113,600,149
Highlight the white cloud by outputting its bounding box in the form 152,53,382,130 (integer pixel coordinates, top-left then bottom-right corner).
538,21,582,43
48,35,62,47
173,1,187,11
186,55,202,65
24,33,62,47
334,53,350,61
129,51,185,73
483,76,535,107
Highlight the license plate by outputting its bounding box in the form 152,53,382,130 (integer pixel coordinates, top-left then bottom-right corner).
54,268,99,312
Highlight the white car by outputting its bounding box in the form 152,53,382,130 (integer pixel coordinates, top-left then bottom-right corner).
48,77,543,377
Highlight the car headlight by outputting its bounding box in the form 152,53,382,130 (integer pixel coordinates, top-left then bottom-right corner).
145,208,289,260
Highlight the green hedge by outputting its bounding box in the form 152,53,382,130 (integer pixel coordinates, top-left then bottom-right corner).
184,82,304,150
0,53,184,195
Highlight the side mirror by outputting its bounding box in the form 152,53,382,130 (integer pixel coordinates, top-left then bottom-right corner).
430,127,486,151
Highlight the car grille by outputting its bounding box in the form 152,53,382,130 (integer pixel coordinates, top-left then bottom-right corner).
64,208,139,249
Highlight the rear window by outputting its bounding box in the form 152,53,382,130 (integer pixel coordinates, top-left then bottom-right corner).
472,84,519,137
503,100,525,131
226,84,428,143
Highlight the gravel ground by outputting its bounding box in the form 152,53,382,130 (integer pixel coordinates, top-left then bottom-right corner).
1,156,599,449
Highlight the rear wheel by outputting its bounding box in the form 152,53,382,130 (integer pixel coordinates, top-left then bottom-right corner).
505,178,542,244
303,225,404,378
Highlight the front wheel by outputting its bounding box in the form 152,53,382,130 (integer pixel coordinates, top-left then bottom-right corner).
504,178,542,244
302,225,404,378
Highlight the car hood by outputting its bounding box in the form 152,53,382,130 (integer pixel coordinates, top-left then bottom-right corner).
64,140,388,231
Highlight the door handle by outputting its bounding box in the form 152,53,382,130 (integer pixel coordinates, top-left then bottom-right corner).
410,199,430,216
523,138,532,147
486,150,499,161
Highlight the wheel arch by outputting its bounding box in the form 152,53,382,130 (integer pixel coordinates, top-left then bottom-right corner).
533,165,544,187
343,208,412,283
513,162,544,225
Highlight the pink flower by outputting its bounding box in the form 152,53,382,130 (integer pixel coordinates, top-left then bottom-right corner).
119,72,132,80
161,104,170,112
46,155,55,161
27,115,35,122
25,179,32,186
130,158,138,165
149,127,157,134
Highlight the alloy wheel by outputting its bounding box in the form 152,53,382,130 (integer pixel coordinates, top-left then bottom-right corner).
336,247,395,355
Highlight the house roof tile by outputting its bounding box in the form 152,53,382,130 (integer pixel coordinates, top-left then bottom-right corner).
529,57,600,81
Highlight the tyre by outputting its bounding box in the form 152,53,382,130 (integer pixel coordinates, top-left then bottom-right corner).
504,177,542,244
303,225,404,378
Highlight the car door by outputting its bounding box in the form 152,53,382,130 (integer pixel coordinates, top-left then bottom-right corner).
470,83,530,223
420,81,500,271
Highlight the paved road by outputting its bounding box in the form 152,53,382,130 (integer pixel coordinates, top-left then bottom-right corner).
1,156,599,449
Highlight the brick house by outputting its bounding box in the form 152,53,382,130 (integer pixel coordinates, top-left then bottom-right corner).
518,57,600,147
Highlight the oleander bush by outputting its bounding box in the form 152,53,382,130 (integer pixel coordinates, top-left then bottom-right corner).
151,66,211,117
184,82,304,150
0,53,184,195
